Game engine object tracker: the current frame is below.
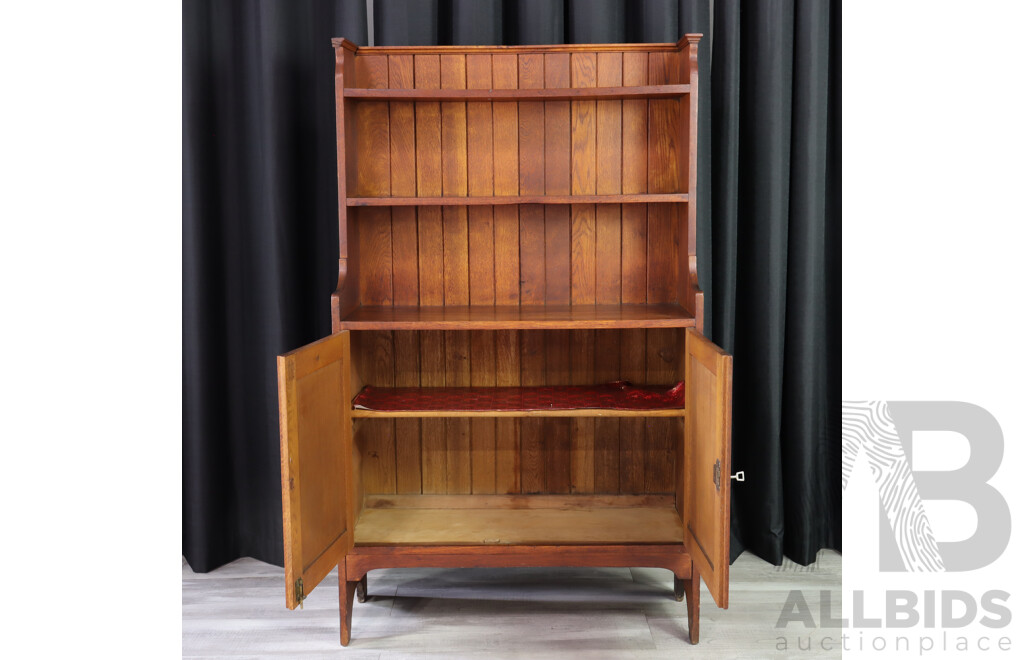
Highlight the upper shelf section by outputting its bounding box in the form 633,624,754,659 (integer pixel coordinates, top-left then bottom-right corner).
344,84,689,102
348,193,688,207
338,304,695,330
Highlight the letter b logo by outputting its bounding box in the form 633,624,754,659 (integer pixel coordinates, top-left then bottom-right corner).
843,401,1010,572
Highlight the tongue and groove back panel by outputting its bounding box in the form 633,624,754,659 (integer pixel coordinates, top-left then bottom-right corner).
345,43,693,496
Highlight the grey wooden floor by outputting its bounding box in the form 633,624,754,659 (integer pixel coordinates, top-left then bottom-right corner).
183,549,841,658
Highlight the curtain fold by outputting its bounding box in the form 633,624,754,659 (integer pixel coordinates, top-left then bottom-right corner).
183,0,840,572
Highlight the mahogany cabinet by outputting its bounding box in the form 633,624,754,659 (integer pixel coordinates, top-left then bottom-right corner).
277,35,734,646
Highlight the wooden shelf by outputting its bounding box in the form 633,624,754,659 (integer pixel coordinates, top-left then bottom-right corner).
348,193,687,207
351,381,685,418
338,304,695,330
344,84,689,102
353,504,686,546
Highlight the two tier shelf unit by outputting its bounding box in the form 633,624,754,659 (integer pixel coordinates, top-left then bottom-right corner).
277,35,734,646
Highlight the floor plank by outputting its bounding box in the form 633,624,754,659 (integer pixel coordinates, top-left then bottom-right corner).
183,551,841,658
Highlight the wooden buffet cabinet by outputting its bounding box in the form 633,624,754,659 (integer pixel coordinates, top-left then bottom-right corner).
277,35,734,646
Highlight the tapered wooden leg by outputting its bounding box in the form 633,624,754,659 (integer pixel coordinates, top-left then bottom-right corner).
356,574,368,603
339,564,357,646
673,575,685,602
682,572,700,644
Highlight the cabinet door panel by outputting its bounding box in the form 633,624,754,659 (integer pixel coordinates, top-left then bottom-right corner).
682,328,733,608
278,331,354,609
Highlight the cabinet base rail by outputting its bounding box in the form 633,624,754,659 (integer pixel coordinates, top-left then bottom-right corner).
337,544,700,646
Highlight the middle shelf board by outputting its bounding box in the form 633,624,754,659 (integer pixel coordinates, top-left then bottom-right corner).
347,193,688,207
338,304,696,330
351,381,685,418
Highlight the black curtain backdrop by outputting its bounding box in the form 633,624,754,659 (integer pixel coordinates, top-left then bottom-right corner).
184,0,841,572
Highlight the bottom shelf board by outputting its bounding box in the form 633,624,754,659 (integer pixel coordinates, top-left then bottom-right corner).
353,504,686,546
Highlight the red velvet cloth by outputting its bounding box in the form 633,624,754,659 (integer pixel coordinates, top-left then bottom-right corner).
352,381,685,412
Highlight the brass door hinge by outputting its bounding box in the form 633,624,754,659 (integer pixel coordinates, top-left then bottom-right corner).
295,577,304,609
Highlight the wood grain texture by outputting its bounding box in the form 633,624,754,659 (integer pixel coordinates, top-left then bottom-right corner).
516,52,546,498
288,38,726,647
364,494,674,509
339,303,693,330
645,328,678,494
491,54,522,497
543,54,573,497
440,54,471,495
336,39,689,53
343,84,689,101
354,505,686,546
348,193,686,206
683,328,733,609
411,53,446,496
494,329,521,494
593,52,624,495
647,52,680,194
389,55,421,495
277,332,353,609
570,52,598,495
465,55,498,495
354,55,390,197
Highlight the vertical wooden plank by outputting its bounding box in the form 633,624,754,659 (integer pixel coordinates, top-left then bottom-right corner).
543,53,572,495
545,328,571,494
440,54,472,495
357,208,393,307
595,52,623,301
389,54,416,196
354,55,390,197
594,51,623,493
543,53,571,305
389,54,421,494
492,53,521,493
619,51,648,494
441,55,468,198
466,54,494,198
492,54,520,304
392,329,422,494
647,46,681,497
470,332,497,494
518,53,546,495
594,328,621,493
419,329,447,495
353,55,395,495
519,327,545,493
645,328,678,493
647,52,678,305
619,329,646,493
360,336,396,494
570,52,597,304
647,205,677,298
495,329,521,493
647,52,680,194
569,52,597,495
621,52,648,297
415,54,446,494
466,54,497,494
518,54,545,305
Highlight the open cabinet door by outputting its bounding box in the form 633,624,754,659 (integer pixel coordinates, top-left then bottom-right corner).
682,328,733,608
278,331,354,609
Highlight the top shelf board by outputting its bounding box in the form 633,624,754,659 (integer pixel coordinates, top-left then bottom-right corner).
343,85,690,102
348,193,687,207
